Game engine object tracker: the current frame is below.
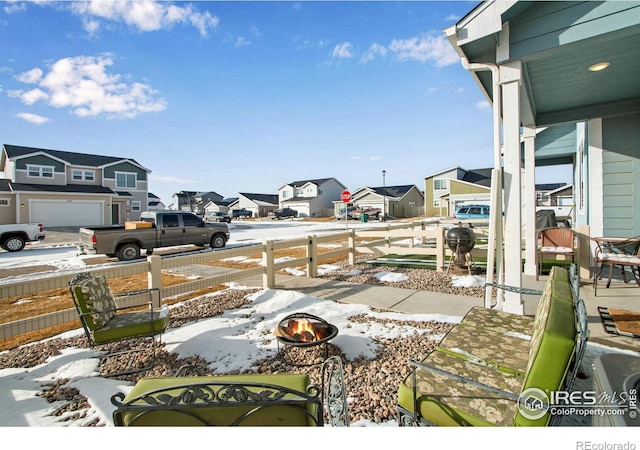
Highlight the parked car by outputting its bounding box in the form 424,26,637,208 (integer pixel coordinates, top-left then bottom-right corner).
231,209,253,219
351,207,381,220
274,207,299,220
453,205,490,219
0,222,45,252
205,211,231,223
336,207,355,220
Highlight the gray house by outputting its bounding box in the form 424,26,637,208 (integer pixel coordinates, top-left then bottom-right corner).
0,144,150,226
279,177,347,218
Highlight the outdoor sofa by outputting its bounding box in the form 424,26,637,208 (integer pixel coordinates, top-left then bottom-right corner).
397,265,588,426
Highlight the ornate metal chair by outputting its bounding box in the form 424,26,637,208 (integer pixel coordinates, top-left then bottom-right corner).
111,356,350,426
69,272,171,377
536,227,578,280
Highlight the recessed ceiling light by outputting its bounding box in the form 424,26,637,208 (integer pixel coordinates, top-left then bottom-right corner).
588,62,610,72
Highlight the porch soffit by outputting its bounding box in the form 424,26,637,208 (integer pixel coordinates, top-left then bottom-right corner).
453,1,640,127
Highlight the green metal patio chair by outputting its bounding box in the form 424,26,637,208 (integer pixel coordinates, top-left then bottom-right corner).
69,272,171,377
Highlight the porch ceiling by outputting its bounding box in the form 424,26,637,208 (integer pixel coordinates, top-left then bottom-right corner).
458,1,640,128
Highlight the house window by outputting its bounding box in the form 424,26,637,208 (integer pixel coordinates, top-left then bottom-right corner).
131,201,141,212
0,199,9,207
27,164,54,178
433,179,448,190
282,191,289,199
116,172,137,188
72,170,95,181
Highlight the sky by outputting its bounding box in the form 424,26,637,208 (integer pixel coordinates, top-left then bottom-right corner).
0,0,572,207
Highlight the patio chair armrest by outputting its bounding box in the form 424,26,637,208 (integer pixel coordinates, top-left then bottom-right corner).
483,282,543,296
407,359,520,403
113,287,160,298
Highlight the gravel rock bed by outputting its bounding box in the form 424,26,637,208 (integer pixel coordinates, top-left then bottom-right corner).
319,255,485,298
0,262,473,426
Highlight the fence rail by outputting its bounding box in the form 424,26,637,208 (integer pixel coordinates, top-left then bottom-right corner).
1,220,498,343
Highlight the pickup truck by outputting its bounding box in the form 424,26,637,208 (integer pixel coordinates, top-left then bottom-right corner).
351,207,381,219
231,209,252,219
0,223,45,252
274,207,298,220
79,211,230,261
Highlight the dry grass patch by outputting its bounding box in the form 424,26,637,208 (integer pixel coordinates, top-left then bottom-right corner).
0,273,228,351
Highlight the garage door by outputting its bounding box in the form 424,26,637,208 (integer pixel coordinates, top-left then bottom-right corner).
31,201,103,227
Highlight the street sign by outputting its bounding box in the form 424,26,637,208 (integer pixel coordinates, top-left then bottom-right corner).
340,190,351,203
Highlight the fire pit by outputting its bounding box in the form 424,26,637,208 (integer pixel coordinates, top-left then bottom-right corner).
274,313,338,366
445,225,477,275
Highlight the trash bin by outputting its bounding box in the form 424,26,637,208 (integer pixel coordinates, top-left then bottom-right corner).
361,213,368,223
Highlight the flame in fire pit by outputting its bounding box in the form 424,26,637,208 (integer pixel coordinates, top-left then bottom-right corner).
276,313,337,345
283,318,329,342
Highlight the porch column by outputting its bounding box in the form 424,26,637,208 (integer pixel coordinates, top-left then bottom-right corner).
500,61,524,315
523,126,537,276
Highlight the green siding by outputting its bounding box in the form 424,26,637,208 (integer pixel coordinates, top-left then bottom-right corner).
15,155,65,172
103,162,147,181
602,113,640,236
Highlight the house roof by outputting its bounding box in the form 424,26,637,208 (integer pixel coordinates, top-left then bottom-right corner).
239,193,278,206
287,177,333,187
6,182,118,195
370,185,417,199
3,144,150,172
461,168,492,187
535,183,567,192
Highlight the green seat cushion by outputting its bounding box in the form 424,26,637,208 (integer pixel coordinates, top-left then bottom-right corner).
72,275,116,330
459,306,535,336
397,351,523,426
436,325,531,375
93,306,170,343
117,374,317,426
515,288,577,426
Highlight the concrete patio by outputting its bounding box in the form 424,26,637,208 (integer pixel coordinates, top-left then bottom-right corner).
274,271,640,354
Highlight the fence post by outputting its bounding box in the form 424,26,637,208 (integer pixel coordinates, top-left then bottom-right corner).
421,221,426,245
348,229,356,265
263,239,275,288
436,226,446,272
409,222,415,248
147,255,162,308
307,235,318,278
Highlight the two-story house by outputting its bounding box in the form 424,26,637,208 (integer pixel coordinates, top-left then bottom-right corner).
424,167,492,218
279,177,347,218
0,144,150,226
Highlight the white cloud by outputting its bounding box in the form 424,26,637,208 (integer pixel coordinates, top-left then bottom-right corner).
235,37,251,47
332,42,354,59
15,67,42,84
12,55,167,119
15,112,50,124
69,0,219,37
360,43,387,64
388,33,459,68
476,100,491,111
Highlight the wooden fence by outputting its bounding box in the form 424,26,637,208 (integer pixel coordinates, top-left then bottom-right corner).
0,220,491,343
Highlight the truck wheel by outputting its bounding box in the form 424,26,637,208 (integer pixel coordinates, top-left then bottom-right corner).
117,243,141,261
3,236,26,252
210,234,226,248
